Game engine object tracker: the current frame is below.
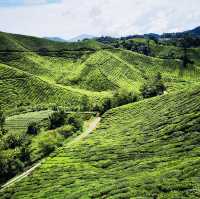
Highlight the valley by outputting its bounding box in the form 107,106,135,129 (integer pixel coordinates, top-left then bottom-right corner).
0,27,200,198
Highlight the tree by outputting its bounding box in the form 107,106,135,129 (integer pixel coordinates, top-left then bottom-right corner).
140,73,166,98
0,110,5,131
3,133,22,149
80,95,90,111
26,122,40,135
112,89,137,108
38,48,49,56
180,36,194,68
48,110,66,129
67,113,83,131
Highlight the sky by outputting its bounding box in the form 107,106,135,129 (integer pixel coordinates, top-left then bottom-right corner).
0,0,199,39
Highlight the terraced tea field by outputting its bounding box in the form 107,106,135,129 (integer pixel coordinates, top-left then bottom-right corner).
1,85,200,198
1,29,200,198
1,31,200,112
5,110,53,131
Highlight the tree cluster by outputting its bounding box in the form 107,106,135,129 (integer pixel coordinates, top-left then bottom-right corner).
140,73,166,99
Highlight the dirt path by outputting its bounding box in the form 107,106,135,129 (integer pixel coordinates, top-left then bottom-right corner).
69,116,101,145
0,117,101,191
0,162,43,191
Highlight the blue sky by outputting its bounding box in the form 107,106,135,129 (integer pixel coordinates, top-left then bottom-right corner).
0,0,61,7
0,0,199,39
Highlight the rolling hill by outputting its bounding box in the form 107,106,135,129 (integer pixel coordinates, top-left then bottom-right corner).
1,85,200,198
0,62,111,111
0,25,200,199
0,32,114,111
1,30,200,113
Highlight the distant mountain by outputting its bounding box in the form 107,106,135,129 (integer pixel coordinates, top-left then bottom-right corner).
161,26,200,38
184,26,200,37
44,37,67,42
69,34,95,42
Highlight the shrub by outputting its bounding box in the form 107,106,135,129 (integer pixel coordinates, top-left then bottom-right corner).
39,141,55,156
67,113,83,131
2,133,23,149
37,132,63,157
0,148,24,183
56,125,74,138
140,73,166,98
112,89,137,108
48,110,66,129
26,122,40,135
0,110,5,131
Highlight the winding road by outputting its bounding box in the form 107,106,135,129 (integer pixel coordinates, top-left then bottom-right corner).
0,116,101,191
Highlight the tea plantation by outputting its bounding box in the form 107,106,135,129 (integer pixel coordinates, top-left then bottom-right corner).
1,85,200,198
0,30,200,198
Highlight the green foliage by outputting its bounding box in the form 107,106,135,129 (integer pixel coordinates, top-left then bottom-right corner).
48,110,66,130
0,149,24,183
2,132,23,149
0,109,5,131
5,110,52,131
0,132,30,184
67,113,83,132
55,125,74,138
140,73,166,98
0,30,200,197
37,132,63,157
112,88,138,107
2,86,200,198
26,122,40,135
0,109,84,185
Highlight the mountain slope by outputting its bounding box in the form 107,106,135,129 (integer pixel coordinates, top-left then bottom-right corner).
44,37,67,42
1,85,200,198
0,63,110,110
183,26,200,37
0,31,108,52
0,31,200,112
69,34,95,42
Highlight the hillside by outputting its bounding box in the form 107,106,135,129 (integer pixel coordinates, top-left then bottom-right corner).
57,48,200,93
0,31,107,52
0,63,111,111
0,31,114,111
1,31,200,112
1,85,200,198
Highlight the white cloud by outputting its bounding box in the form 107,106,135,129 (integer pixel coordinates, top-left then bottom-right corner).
0,0,199,39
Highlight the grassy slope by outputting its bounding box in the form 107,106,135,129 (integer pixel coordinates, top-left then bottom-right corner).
71,50,144,91
0,63,110,110
110,48,200,92
130,38,200,66
1,86,200,198
5,110,53,131
0,31,108,52
66,48,200,92
1,31,200,111
0,31,113,110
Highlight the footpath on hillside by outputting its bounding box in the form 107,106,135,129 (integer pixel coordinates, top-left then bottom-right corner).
0,116,101,191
